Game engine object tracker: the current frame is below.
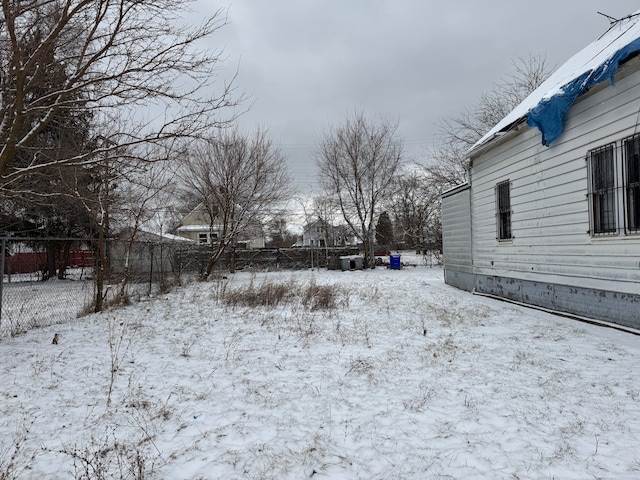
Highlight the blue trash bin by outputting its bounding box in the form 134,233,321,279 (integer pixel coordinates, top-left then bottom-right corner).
389,254,401,270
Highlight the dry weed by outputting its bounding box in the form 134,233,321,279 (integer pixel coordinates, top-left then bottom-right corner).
302,283,339,311
219,279,344,312
59,426,158,480
0,420,33,480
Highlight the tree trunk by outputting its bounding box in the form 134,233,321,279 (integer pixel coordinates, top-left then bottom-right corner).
95,230,106,312
44,247,57,281
362,228,375,269
229,247,236,274
58,241,71,279
362,237,371,269
203,247,225,279
117,236,137,303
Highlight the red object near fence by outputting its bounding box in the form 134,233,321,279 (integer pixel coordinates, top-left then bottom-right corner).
3,250,93,275
68,250,94,268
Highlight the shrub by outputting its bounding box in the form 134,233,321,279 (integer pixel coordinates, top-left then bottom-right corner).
222,280,298,309
220,279,342,311
302,284,338,311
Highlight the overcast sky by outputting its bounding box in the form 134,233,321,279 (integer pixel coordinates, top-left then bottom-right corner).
191,1,640,192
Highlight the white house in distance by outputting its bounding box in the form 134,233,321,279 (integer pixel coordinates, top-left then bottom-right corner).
300,219,327,247
176,203,265,250
442,10,640,328
300,219,357,247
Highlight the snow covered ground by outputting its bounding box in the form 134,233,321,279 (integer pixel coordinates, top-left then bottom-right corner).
0,276,94,338
1,260,639,479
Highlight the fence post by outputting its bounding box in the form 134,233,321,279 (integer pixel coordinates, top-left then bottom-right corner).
148,243,154,296
0,238,5,327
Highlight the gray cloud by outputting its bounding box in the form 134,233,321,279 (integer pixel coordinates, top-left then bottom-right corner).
195,0,640,191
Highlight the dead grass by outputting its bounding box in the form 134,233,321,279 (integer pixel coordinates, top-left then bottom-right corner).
0,420,32,480
221,279,297,308
58,426,158,480
302,283,339,311
219,279,344,311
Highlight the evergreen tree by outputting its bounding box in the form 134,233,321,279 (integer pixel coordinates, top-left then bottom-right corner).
0,25,96,279
375,211,394,246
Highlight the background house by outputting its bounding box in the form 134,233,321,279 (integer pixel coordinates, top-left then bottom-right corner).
300,219,357,247
176,203,265,249
109,227,191,279
301,219,327,247
442,11,640,328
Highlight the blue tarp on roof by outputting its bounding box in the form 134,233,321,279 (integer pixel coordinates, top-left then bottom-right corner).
471,12,640,152
526,36,640,146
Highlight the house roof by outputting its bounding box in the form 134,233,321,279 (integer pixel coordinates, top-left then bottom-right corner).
155,231,193,242
119,227,192,243
177,224,223,232
471,10,640,153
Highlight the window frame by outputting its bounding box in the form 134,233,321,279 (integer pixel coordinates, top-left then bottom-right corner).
587,143,618,236
198,232,209,245
586,135,640,237
624,134,640,234
495,179,512,242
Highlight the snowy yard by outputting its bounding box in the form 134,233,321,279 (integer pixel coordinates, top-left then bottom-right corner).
0,277,94,338
1,262,639,479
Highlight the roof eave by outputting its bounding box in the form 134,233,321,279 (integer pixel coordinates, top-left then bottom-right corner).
467,117,528,159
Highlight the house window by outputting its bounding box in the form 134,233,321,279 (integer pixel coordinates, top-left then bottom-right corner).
198,233,208,245
588,144,617,235
496,180,512,241
624,134,640,233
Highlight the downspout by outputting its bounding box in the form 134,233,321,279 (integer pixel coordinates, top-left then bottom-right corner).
467,156,476,284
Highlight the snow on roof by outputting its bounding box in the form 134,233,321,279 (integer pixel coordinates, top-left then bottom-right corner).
176,224,222,232
136,226,192,242
157,231,192,242
471,10,640,152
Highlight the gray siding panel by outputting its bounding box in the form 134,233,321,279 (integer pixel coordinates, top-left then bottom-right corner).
442,185,472,275
444,269,475,292
474,274,640,329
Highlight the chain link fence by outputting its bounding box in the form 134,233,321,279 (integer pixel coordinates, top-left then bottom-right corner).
1,235,362,339
0,236,208,339
1,237,95,339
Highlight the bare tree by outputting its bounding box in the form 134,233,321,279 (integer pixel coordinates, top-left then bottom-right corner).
264,214,298,248
73,153,122,312
180,128,292,278
113,160,177,303
426,54,552,187
303,193,341,246
0,0,241,188
64,143,142,311
389,171,441,250
58,143,179,311
316,112,402,268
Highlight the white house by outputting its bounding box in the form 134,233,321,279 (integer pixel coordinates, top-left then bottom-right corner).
300,219,357,247
176,203,265,250
442,11,640,328
301,219,327,247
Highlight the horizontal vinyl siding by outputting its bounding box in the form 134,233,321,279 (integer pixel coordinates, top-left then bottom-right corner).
442,186,472,273
469,63,640,295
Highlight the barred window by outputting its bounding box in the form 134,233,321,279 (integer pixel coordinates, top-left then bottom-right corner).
624,134,640,233
588,144,617,235
496,180,512,241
